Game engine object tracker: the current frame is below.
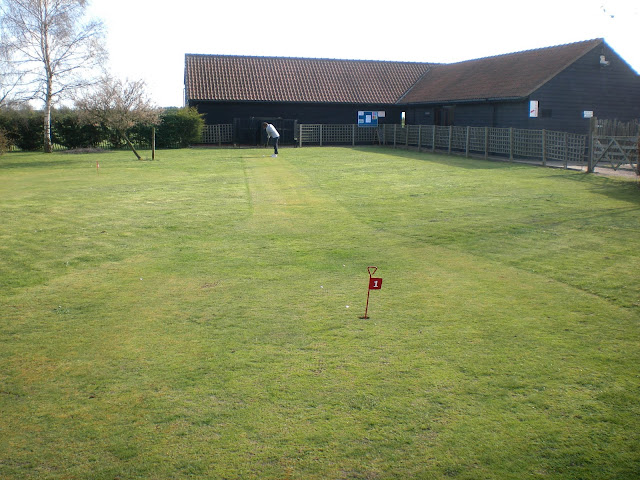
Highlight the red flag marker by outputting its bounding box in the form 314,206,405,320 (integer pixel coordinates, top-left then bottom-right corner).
360,266,382,319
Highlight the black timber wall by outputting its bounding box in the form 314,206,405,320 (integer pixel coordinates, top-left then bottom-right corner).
405,101,529,130
526,43,640,134
190,101,405,126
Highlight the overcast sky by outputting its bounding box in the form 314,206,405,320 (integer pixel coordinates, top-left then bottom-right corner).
87,0,640,108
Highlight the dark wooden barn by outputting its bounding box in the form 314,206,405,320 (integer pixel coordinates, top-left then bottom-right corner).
401,38,640,134
184,38,640,141
183,55,430,143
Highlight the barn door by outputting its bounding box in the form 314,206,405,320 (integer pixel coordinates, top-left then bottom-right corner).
435,106,455,126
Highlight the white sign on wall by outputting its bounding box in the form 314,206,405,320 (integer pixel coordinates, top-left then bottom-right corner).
529,100,539,118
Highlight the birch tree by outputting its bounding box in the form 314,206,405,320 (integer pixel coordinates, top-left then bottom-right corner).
0,0,106,152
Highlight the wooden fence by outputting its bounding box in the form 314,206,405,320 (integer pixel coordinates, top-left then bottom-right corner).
194,122,638,174
201,124,234,145
596,119,640,136
299,124,589,168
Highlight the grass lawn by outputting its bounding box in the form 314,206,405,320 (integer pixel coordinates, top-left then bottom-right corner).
0,146,638,479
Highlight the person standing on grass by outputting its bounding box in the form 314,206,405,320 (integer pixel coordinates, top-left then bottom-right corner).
262,122,280,157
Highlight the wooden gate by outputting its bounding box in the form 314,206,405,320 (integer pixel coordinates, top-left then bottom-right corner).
591,136,639,171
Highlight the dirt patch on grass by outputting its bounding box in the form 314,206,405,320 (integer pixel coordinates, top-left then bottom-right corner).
571,165,638,179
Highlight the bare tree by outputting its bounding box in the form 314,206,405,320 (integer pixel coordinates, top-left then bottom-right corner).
0,0,106,152
0,44,34,108
75,76,160,160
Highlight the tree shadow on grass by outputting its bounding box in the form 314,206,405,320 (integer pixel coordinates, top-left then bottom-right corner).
0,151,119,170
0,158,70,170
547,171,640,204
352,146,530,170
353,146,640,204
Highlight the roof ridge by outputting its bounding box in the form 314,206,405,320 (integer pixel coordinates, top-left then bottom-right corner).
185,38,604,69
185,53,432,66
444,38,604,66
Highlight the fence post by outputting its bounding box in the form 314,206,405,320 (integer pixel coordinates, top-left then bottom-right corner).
509,127,514,162
352,124,355,146
406,126,409,148
637,135,640,177
484,127,489,159
542,129,546,166
320,124,323,147
587,117,596,173
418,125,422,152
448,125,452,155
393,125,397,148
636,135,640,177
563,132,568,169
431,126,436,152
299,124,303,148
465,126,470,157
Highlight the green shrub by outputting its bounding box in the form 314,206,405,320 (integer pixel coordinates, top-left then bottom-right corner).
0,128,9,154
127,122,153,148
0,108,43,151
0,106,205,152
52,109,107,149
156,107,204,148
126,107,204,149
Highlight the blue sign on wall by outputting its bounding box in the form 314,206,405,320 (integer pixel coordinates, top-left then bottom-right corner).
358,111,378,127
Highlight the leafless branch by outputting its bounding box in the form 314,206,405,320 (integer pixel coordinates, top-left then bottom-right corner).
75,75,161,159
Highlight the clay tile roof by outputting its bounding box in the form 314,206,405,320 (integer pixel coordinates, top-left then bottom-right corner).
184,54,432,104
400,38,604,104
